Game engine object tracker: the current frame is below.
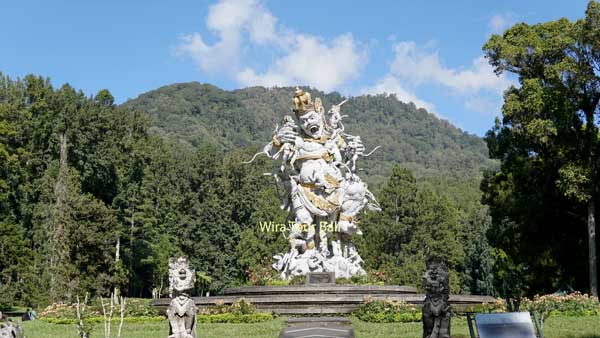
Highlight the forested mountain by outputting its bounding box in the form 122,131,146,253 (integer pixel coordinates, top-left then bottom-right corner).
123,83,496,187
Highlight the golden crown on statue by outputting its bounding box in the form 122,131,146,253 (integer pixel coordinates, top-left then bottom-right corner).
293,87,323,116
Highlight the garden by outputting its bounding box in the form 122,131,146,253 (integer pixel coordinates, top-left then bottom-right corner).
13,292,600,338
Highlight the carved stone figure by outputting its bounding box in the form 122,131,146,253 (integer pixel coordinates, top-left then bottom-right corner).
0,319,23,338
247,88,381,279
422,257,451,338
166,257,197,338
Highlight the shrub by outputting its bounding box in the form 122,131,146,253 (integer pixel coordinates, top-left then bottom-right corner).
288,275,306,285
109,298,159,317
354,297,421,323
265,280,290,286
197,298,274,323
245,259,280,286
522,292,600,323
465,298,507,313
336,274,386,286
38,298,159,321
39,303,101,321
196,313,273,323
227,299,257,316
40,316,163,325
201,298,258,316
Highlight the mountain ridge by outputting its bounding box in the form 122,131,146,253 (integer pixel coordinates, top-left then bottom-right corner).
122,82,496,187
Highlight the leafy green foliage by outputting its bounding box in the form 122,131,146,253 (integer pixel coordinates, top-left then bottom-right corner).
40,316,163,325
201,298,258,315
38,298,159,323
358,166,490,294
196,298,274,323
481,0,600,297
354,298,422,323
196,313,273,324
522,292,600,324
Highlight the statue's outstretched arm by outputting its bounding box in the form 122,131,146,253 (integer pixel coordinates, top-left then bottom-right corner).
243,117,299,164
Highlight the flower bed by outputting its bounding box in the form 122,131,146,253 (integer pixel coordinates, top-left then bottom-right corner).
522,292,600,323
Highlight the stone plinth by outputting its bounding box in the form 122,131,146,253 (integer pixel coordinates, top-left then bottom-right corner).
306,272,336,285
152,285,494,315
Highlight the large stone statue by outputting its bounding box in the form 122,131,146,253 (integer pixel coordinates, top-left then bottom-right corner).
248,88,381,279
166,257,197,338
422,257,451,338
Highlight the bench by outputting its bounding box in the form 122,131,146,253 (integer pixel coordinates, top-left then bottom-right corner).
466,312,544,338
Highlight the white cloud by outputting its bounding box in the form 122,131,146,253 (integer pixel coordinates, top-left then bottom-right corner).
366,40,515,117
177,0,365,92
361,76,436,113
206,0,280,44
489,13,515,34
176,0,277,74
389,41,513,94
237,34,365,92
176,32,241,74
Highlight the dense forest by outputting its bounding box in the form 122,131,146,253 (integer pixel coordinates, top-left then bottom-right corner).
0,73,496,307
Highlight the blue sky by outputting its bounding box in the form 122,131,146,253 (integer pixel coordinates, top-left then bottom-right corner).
0,0,591,135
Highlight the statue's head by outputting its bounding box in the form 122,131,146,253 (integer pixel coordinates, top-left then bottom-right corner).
168,256,196,294
423,257,449,296
293,88,325,139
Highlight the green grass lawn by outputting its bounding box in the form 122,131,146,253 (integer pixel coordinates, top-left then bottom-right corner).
22,315,600,338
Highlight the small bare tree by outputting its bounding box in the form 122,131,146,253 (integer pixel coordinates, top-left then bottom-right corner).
100,293,126,338
75,294,91,338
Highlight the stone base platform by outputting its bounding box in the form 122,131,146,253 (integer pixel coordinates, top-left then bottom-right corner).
152,285,494,315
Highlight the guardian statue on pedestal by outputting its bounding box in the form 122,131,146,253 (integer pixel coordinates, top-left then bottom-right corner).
422,257,451,338
166,257,197,338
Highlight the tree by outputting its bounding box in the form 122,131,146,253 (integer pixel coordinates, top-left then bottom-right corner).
483,1,600,296
0,218,34,307
359,166,419,284
360,166,467,292
236,184,288,276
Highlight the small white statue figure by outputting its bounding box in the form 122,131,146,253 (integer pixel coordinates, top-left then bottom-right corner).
247,88,381,279
0,319,23,338
166,257,196,338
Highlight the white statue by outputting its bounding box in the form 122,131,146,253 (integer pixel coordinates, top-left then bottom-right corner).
0,319,23,338
247,88,381,279
166,257,196,338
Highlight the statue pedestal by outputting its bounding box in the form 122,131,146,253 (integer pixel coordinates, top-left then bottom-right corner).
152,285,495,315
306,272,335,285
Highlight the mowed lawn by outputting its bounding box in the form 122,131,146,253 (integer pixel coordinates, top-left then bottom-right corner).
23,316,600,338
